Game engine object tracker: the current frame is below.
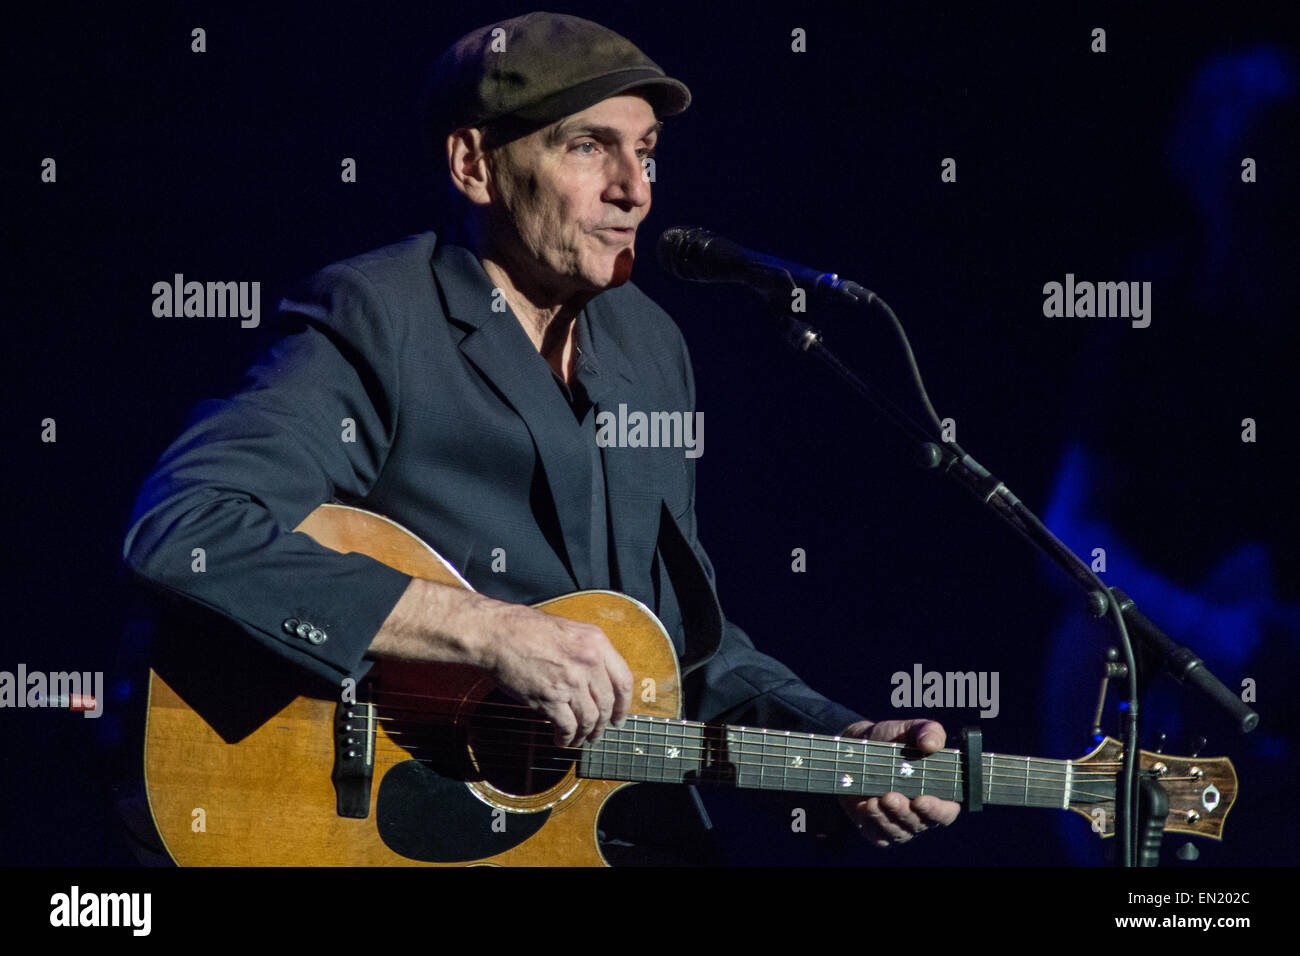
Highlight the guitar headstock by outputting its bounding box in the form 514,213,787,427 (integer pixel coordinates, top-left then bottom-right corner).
1067,737,1237,840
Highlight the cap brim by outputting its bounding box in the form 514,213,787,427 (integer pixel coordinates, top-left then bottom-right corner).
510,68,692,125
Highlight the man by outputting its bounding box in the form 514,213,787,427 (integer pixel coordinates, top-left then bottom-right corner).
124,11,958,859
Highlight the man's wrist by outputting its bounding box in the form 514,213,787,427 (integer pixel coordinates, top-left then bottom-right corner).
367,577,495,669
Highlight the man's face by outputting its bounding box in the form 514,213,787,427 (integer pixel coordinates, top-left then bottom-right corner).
486,93,659,296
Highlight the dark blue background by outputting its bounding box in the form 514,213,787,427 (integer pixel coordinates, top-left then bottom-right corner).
6,2,1297,868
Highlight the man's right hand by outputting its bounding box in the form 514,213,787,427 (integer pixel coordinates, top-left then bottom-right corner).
472,599,633,747
367,578,633,747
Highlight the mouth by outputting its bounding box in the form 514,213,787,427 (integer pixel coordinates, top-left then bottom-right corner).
592,226,636,248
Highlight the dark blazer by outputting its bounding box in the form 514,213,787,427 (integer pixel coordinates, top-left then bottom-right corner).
124,231,863,737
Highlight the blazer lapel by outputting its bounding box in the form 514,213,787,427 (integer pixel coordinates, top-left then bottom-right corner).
580,300,672,613
432,243,593,590
583,309,723,670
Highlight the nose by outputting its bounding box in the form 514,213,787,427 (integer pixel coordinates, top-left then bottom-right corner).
605,146,651,209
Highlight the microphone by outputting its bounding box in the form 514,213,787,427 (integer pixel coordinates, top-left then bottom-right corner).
656,226,873,305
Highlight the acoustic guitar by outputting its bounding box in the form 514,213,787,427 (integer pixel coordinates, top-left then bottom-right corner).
143,503,1238,865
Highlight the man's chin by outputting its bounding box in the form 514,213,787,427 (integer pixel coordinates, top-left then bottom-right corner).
573,246,636,293
601,247,636,288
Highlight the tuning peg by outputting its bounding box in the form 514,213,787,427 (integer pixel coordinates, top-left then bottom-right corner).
1153,731,1166,754
1190,735,1206,758
1176,841,1199,862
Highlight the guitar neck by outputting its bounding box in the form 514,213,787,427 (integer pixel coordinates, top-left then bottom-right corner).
578,716,1102,810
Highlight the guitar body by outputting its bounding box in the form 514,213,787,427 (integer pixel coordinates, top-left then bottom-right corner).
143,503,682,866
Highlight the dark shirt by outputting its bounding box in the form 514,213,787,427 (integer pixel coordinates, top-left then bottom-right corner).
550,310,611,591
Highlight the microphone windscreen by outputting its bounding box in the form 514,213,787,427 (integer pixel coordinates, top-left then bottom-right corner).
657,227,748,281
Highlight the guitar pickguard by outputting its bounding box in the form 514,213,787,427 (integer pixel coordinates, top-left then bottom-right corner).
376,760,549,862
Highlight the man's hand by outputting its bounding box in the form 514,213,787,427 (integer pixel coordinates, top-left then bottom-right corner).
838,718,961,847
369,578,633,748
474,598,634,748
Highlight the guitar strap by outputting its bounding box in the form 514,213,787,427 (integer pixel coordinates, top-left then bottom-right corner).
656,502,724,678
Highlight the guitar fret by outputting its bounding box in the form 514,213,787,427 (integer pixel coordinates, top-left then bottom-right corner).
631,718,644,782
677,720,693,783
783,731,801,793
990,753,1011,806
748,729,769,791
727,728,741,787
614,723,621,779
829,735,843,792
625,719,636,782
733,728,743,790
643,718,654,782
790,732,808,793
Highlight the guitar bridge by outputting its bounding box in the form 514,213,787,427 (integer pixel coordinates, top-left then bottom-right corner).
332,701,376,818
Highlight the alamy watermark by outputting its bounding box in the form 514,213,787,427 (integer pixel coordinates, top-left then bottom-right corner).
1042,274,1151,328
0,664,103,717
50,886,150,936
151,274,260,328
594,403,704,458
890,663,999,718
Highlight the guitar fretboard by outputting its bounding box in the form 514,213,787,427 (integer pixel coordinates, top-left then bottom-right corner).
578,716,1107,809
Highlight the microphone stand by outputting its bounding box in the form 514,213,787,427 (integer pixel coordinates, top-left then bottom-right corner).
756,288,1257,867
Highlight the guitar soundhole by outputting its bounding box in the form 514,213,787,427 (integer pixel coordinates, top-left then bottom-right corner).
467,691,576,796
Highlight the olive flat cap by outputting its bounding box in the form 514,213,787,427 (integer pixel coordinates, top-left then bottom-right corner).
427,11,691,143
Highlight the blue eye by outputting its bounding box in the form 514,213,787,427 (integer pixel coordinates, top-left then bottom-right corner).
575,142,597,154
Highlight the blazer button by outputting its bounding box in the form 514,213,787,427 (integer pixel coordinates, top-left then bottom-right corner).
282,618,300,635
307,628,327,645
295,622,313,640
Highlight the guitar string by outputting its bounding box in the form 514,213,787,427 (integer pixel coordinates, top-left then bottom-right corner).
409,740,1197,808
379,737,1144,800
361,709,1134,783
369,729,1129,789
347,690,1141,781
356,688,1164,781
360,740,1133,803
355,706,1124,778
